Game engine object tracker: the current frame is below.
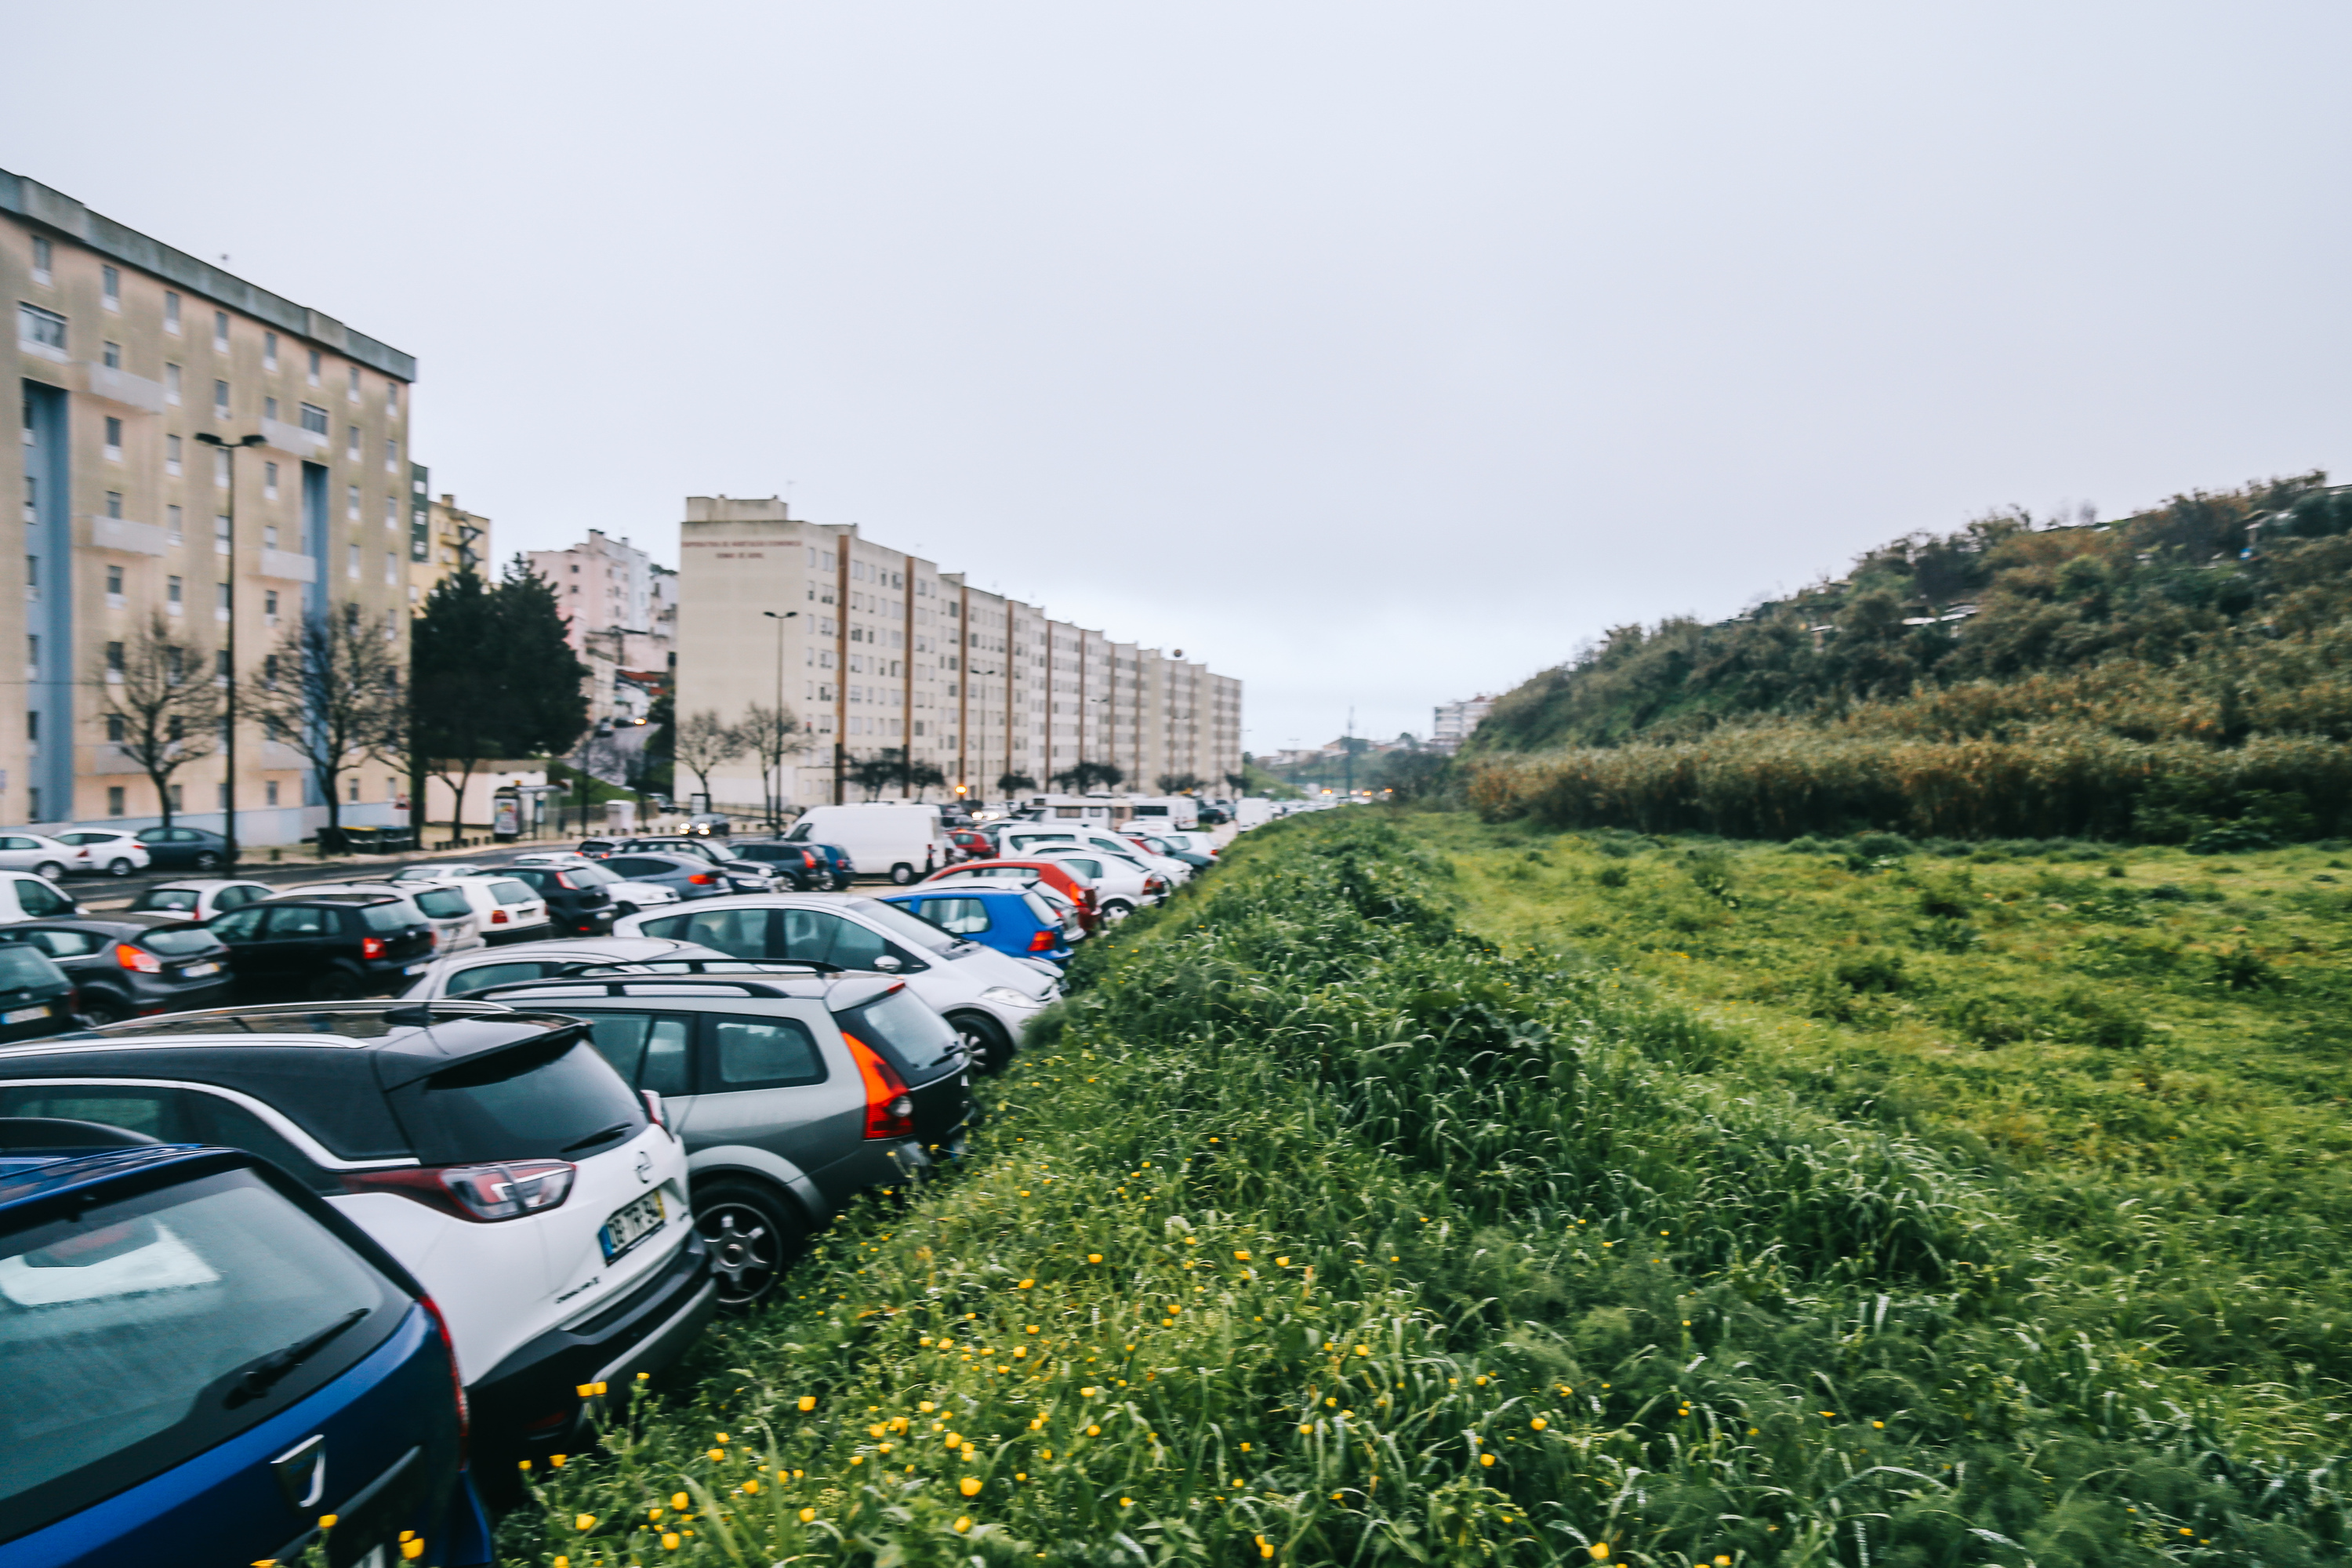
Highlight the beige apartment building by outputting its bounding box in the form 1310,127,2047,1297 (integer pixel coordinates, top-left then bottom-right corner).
410,488,492,604
5,169,416,839
676,496,1242,809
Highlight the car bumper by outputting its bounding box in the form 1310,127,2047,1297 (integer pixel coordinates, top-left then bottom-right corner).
484,921,558,947
469,1228,715,1455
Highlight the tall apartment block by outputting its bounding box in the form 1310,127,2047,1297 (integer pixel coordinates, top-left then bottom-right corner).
528,530,677,724
677,497,1242,807
1431,693,1495,752
5,169,415,839
409,488,491,604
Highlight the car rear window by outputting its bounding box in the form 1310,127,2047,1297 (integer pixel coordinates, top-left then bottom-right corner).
411,887,471,919
1021,891,1062,927
402,1035,647,1163
132,888,200,913
488,880,536,906
0,947,66,989
135,925,219,956
848,898,960,955
563,862,622,887
0,1167,401,1541
358,901,419,933
837,986,964,1079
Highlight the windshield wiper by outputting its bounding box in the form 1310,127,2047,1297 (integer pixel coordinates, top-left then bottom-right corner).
226,1308,368,1406
561,1122,633,1154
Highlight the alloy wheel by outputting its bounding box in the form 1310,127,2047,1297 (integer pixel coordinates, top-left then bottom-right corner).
699,1200,782,1306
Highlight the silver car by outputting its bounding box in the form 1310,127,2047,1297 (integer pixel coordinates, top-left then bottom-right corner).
0,833,79,881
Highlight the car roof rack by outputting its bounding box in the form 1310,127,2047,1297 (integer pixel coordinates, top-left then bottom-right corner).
556,958,842,977
470,975,816,1000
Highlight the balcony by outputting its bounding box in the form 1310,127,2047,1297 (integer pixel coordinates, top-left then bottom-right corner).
89,516,168,555
260,417,328,454
82,363,169,414
260,549,318,583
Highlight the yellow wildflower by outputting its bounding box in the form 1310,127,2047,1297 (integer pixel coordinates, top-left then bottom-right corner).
960,1478,982,1497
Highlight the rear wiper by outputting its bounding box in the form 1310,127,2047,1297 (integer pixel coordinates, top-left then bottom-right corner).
226,1308,368,1406
561,1122,633,1154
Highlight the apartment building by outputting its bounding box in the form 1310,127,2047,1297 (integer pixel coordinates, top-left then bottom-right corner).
1431,693,1495,752
409,488,491,604
5,169,415,840
527,530,673,723
677,497,1242,808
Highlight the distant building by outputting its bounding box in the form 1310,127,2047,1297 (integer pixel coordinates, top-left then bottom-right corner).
410,491,490,604
1430,694,1495,752
527,529,672,724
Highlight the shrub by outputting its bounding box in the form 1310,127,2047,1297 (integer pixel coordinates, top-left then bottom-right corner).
1595,863,1631,888
1833,951,1907,993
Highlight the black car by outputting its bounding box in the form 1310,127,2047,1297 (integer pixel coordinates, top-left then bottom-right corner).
0,943,77,1041
133,824,234,871
723,840,838,891
205,894,436,1000
502,864,618,938
0,914,233,1023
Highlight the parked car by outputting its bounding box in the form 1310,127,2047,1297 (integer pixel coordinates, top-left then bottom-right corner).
603,837,783,889
0,1117,490,1566
300,880,482,956
0,1003,713,1478
205,893,437,999
785,804,956,885
512,854,684,919
0,942,78,1041
466,969,971,1307
1000,826,1192,887
1026,849,1159,917
126,879,274,921
0,870,79,926
384,872,552,946
397,937,730,1000
724,839,840,891
1127,831,1214,873
598,851,771,902
880,884,1077,967
495,863,615,935
684,813,733,837
0,913,234,1023
612,894,1062,1071
0,832,80,881
132,823,234,871
49,829,153,877
947,828,995,862
921,858,1104,931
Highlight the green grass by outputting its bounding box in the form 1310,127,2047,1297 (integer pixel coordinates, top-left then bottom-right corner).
493,813,2350,1567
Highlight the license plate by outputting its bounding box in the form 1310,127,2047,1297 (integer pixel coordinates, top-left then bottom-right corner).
599,1190,666,1263
403,964,430,975
3,1005,50,1025
178,961,220,978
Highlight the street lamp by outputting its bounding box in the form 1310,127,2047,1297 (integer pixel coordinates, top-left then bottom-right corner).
192,431,265,867
761,610,797,830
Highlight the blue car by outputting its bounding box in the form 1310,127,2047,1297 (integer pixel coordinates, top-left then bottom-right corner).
881,884,1076,967
0,1118,490,1567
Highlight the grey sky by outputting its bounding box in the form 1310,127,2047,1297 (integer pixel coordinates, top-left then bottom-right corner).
10,3,2350,753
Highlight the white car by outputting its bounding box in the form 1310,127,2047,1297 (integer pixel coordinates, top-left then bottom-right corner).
125,879,274,921
0,873,77,924
999,826,1191,887
439,873,553,946
398,935,726,999
511,853,682,917
49,829,153,877
0,833,81,882
298,880,483,954
1028,848,1161,916
612,892,1060,1070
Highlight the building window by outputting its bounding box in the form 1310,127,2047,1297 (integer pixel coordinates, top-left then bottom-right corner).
212,448,230,488
307,348,321,385
214,515,231,553
265,780,280,807
212,310,229,351
31,234,52,283
263,396,278,422
263,525,278,550
216,581,230,616
106,565,124,602
263,331,278,368
24,710,36,742
383,496,396,529
107,786,125,818
384,550,397,586
213,379,230,417
347,365,361,402
299,402,328,437
347,543,360,579
100,265,121,308
346,484,360,520
104,492,123,521
386,382,400,416
106,641,125,677
17,303,66,354
163,290,180,333
383,437,397,472
165,434,183,476
25,634,37,674
346,425,360,459
103,417,123,459
263,462,279,499
264,590,279,621
107,713,125,742
167,575,183,612
166,505,183,544
168,784,182,814
102,340,121,369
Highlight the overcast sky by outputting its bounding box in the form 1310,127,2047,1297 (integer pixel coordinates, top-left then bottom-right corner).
10,3,2351,752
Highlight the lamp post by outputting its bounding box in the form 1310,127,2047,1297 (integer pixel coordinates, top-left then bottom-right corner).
760,610,797,830
192,432,264,866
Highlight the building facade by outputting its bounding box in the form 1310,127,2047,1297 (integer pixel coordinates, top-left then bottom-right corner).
526,530,673,724
1431,693,1495,751
677,497,1242,808
410,489,491,604
5,168,415,840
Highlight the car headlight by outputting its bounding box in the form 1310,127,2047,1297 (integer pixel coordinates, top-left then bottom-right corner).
981,985,1047,1010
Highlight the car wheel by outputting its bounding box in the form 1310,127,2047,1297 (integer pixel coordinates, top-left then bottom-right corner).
1101,899,1134,923
33,862,63,882
948,1009,1014,1074
307,969,363,1001
889,862,917,885
105,858,132,877
695,1180,806,1309
77,993,130,1026
193,851,221,871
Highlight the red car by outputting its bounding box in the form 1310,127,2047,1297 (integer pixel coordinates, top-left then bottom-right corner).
922,858,1102,932
949,828,995,862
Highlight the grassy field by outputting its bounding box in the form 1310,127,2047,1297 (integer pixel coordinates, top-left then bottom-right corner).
494,813,2349,1567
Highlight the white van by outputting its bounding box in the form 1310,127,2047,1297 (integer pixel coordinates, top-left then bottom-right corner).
1017,794,1133,829
1125,796,1200,830
788,803,955,885
1234,798,1276,829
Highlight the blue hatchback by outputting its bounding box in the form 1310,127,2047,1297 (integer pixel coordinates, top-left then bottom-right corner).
0,1120,489,1568
881,884,1076,967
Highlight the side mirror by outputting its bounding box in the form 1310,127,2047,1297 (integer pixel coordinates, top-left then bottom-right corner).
873,954,904,973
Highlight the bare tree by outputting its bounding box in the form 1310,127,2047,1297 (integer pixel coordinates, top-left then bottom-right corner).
1155,771,1205,795
99,613,221,829
735,701,808,826
673,710,743,807
245,609,405,840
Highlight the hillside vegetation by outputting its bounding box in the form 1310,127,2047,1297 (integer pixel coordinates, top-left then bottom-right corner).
1466,475,2352,843
499,814,2347,1567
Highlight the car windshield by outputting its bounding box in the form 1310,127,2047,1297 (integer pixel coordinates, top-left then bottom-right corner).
136,926,220,956
784,822,811,841
132,888,201,913
0,948,64,989
848,898,961,955
409,887,471,919
403,1036,647,1163
0,1167,399,1541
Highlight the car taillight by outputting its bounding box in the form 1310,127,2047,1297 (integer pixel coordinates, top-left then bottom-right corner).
113,942,163,974
551,872,578,890
361,935,387,960
844,1032,916,1140
343,1160,576,1221
417,1294,470,1454
688,873,715,884
1028,929,1056,952
489,908,509,924
642,1089,670,1134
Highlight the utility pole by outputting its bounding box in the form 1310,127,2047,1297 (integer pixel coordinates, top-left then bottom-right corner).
1344,705,1356,798
192,431,263,865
